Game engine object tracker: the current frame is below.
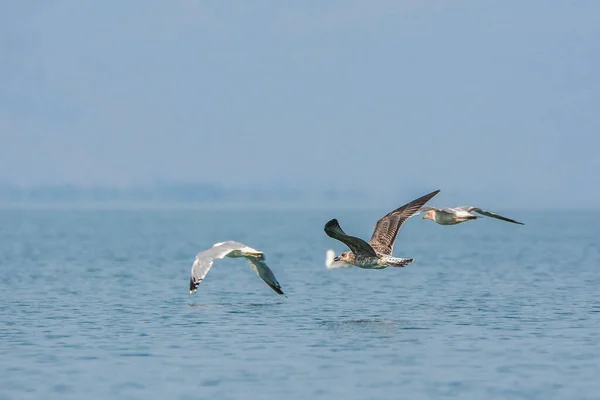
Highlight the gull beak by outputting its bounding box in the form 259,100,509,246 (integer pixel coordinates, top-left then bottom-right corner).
421,215,427,219
247,252,263,258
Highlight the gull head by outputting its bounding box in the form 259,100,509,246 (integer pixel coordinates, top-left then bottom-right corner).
334,251,355,264
326,249,353,269
243,250,263,259
422,210,435,221
238,246,264,259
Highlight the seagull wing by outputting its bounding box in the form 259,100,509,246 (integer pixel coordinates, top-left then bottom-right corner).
324,219,377,257
245,256,286,296
189,244,237,293
458,206,524,225
369,189,440,255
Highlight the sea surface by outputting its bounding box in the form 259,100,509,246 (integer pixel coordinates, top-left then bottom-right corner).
1,208,599,399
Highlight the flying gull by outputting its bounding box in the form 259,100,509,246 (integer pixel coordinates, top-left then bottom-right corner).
324,189,440,269
420,206,524,225
189,241,286,296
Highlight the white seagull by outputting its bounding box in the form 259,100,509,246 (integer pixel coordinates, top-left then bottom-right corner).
189,241,286,296
420,206,524,226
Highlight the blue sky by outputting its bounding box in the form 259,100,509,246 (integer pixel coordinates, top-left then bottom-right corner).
1,1,598,207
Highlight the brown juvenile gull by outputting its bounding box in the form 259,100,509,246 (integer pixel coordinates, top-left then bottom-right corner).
323,189,440,269
420,206,524,225
189,241,286,296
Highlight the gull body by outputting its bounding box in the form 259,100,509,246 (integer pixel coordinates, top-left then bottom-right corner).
324,189,440,269
189,241,286,296
421,206,524,226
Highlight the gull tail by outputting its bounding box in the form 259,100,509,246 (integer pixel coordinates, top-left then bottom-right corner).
457,216,478,223
389,258,414,268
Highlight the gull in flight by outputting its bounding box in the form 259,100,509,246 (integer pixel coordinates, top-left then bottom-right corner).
324,189,440,269
189,241,286,296
420,206,524,226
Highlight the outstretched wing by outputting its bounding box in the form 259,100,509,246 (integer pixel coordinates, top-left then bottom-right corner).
369,189,440,255
324,219,377,257
189,245,236,293
458,206,524,225
245,257,286,297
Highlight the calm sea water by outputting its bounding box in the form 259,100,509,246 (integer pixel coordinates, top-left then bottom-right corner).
1,208,599,399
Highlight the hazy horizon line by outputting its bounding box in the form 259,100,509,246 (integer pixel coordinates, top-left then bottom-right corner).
0,182,596,211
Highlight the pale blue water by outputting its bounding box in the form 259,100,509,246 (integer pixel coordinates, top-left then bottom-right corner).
1,208,599,399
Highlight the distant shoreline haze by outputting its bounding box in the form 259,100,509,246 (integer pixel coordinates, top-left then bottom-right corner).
0,182,595,211
0,181,371,207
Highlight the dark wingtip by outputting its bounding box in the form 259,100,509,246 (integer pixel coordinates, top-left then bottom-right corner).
189,277,200,294
325,218,338,226
427,189,441,199
407,189,441,210
265,281,286,297
272,286,286,296
324,218,339,232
